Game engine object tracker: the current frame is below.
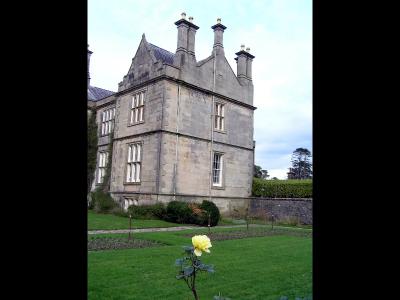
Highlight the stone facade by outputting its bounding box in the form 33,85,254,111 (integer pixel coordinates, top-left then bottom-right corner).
88,16,256,215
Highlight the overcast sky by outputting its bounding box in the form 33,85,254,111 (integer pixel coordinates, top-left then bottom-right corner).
88,0,312,179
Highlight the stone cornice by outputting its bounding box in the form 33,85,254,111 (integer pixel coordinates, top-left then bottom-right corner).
115,75,257,111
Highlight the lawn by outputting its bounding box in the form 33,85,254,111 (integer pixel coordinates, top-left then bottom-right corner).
88,227,312,299
88,210,180,230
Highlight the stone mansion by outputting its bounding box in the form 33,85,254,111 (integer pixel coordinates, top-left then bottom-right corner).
87,15,256,215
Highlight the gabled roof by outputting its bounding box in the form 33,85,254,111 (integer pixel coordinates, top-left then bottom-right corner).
88,86,115,101
148,43,174,65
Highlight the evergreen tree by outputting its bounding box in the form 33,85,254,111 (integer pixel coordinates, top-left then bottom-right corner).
254,165,269,179
290,148,312,179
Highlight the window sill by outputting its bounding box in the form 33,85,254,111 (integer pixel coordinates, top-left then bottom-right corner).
211,185,225,190
123,182,141,185
214,129,226,134
128,121,145,127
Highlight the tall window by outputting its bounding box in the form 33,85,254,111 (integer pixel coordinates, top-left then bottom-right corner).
97,151,109,184
212,152,223,186
214,103,225,131
126,143,142,183
130,91,145,125
101,107,115,136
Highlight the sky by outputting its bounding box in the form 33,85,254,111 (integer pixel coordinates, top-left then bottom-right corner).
88,0,312,179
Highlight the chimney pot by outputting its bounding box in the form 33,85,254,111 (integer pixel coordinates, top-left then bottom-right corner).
217,18,221,24
189,16,193,22
181,12,186,19
241,44,245,51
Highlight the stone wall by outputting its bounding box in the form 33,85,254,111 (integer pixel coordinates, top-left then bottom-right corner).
249,197,312,225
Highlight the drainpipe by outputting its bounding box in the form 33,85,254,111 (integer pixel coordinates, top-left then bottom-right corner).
209,48,217,202
173,84,181,200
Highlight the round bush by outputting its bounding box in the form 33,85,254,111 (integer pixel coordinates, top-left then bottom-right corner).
198,200,220,226
165,201,193,224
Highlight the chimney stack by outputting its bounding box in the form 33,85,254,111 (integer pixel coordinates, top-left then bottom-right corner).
174,12,199,65
88,45,93,86
187,16,198,58
235,45,255,84
211,18,226,55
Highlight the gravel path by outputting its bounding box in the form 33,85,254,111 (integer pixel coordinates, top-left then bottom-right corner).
87,224,311,235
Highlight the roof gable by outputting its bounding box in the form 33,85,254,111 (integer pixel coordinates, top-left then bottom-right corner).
148,43,174,65
88,86,115,101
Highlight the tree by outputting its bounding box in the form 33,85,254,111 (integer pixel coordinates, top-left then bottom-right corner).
88,109,98,193
254,165,269,179
290,148,312,179
271,177,279,180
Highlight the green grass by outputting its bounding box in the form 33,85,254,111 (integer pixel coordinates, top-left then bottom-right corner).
88,210,181,230
88,228,312,299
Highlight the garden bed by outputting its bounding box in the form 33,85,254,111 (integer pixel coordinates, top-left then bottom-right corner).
88,237,164,251
182,228,311,241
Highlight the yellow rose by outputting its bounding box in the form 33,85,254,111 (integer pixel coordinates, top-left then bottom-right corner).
192,235,212,256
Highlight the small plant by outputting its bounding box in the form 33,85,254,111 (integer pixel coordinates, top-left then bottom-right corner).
214,294,231,300
175,235,214,300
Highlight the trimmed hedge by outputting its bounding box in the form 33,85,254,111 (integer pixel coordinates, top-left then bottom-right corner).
128,203,166,220
252,178,312,198
165,201,193,224
164,200,221,226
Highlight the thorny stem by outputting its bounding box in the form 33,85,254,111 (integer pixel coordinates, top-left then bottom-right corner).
190,253,199,300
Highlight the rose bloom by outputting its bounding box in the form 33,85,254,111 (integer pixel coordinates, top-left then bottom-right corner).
192,235,212,256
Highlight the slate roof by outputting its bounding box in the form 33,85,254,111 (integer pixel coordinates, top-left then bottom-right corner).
88,86,115,101
148,43,174,65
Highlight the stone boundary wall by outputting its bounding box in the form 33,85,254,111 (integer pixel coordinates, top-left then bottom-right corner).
249,197,312,225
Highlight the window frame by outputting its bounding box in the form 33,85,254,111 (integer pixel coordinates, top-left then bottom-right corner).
100,107,116,137
214,102,226,133
128,90,146,127
96,151,109,184
212,151,225,188
124,142,143,185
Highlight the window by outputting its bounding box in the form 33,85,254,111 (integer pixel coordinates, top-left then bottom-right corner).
130,91,145,125
214,103,225,131
123,198,138,211
97,151,109,184
101,107,116,136
212,152,223,186
126,143,142,183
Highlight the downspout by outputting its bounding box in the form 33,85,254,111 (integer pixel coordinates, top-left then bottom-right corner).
209,52,217,202
173,84,181,200
156,82,166,202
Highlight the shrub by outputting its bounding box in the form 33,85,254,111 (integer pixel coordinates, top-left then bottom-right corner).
198,200,220,226
252,178,312,198
91,189,117,213
128,203,166,220
110,207,129,217
165,201,193,224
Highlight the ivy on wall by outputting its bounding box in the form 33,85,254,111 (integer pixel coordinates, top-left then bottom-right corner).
87,109,98,194
100,131,114,193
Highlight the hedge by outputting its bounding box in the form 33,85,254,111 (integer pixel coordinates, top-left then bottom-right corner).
252,178,312,198
128,203,166,220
